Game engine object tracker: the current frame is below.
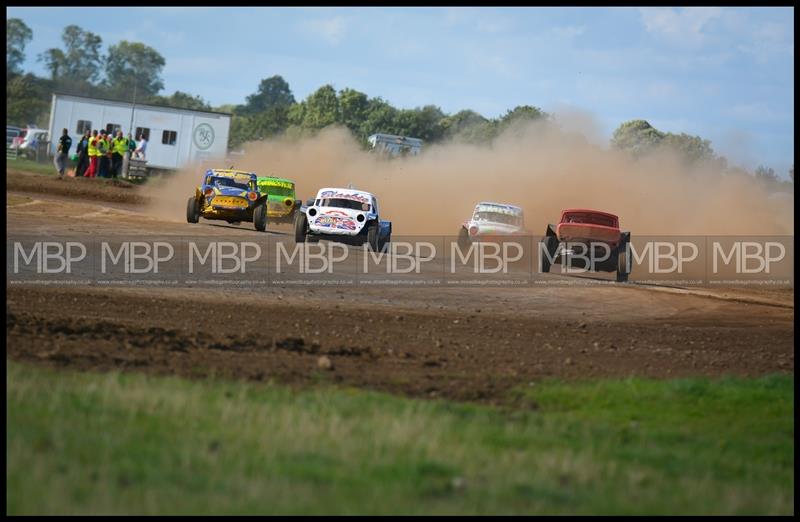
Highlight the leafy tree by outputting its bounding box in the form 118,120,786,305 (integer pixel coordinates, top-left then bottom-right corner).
39,49,67,80
360,97,399,138
611,120,666,157
441,110,487,137
214,104,237,114
238,75,295,115
228,105,292,149
104,41,166,99
498,105,547,134
440,110,498,145
146,91,212,111
338,88,370,137
7,18,33,76
287,101,306,127
40,25,103,85
6,73,50,126
413,105,446,141
660,132,716,164
302,84,340,130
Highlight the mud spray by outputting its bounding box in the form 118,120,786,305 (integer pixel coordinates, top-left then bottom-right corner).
145,120,794,236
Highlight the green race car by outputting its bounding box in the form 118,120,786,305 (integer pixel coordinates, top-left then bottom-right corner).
256,176,301,224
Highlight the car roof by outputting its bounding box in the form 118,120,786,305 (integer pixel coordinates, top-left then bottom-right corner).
257,176,295,185
476,201,523,212
561,208,619,220
316,187,375,199
207,168,257,179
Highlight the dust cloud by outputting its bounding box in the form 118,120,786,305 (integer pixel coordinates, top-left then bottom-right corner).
144,120,794,236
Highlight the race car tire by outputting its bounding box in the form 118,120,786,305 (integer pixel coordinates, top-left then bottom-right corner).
457,227,471,252
380,233,391,252
367,223,380,252
294,211,308,243
540,236,558,273
253,203,268,232
186,197,200,223
616,240,629,283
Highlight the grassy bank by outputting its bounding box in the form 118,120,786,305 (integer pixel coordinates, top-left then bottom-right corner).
6,157,58,176
6,362,793,515
6,158,149,185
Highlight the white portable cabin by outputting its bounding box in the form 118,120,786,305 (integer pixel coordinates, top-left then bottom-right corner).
47,93,232,171
367,133,423,156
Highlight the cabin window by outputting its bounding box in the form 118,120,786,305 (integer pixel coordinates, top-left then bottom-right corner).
135,127,150,141
105,123,121,135
162,130,178,146
76,120,92,134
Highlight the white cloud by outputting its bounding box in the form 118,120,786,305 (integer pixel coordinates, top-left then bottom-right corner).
302,16,347,46
640,7,722,46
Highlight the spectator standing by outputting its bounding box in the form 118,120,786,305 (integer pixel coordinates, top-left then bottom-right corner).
134,133,147,160
74,130,90,177
111,130,128,178
84,130,99,178
122,132,136,178
97,130,110,178
53,128,72,180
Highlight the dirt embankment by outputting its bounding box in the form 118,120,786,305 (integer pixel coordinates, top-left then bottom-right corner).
6,170,149,205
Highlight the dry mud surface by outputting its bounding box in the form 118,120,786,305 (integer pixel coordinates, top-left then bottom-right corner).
6,174,794,403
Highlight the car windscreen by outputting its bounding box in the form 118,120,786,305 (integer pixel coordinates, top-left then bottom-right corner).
260,185,294,197
213,177,251,191
475,211,521,226
319,198,370,211
563,213,616,227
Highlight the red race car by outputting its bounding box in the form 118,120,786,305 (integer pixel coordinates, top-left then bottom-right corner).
540,208,631,282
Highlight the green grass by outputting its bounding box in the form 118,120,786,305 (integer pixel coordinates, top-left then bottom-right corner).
6,362,794,515
6,158,149,185
7,157,58,176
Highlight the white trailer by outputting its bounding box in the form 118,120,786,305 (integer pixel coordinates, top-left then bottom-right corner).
367,133,423,156
47,92,232,172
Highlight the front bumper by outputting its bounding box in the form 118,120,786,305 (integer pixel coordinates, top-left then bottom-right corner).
201,196,253,219
267,199,297,219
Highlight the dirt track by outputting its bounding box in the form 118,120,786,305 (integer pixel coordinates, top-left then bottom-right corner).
6,172,795,403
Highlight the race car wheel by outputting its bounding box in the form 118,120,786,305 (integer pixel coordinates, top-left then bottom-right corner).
616,241,629,283
253,203,268,232
540,236,558,273
186,197,200,223
367,223,380,252
457,227,471,251
294,212,308,243
378,232,391,252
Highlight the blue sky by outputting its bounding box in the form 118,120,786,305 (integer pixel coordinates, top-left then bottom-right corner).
7,7,795,176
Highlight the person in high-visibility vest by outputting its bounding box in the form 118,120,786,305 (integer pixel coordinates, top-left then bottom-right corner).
97,130,110,178
110,130,128,179
84,130,100,178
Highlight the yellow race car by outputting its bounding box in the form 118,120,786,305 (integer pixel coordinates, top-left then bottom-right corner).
186,169,269,231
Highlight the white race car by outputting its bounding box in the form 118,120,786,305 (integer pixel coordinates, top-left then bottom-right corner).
295,187,392,251
458,202,527,249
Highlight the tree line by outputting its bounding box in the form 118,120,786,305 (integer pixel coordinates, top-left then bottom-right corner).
6,18,792,187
